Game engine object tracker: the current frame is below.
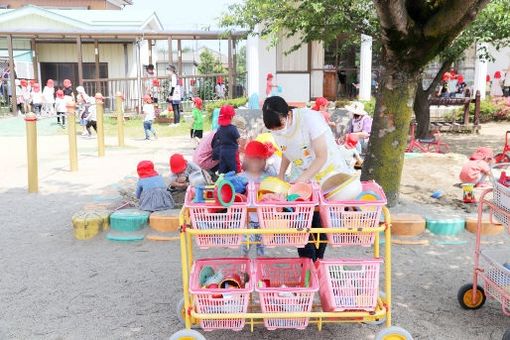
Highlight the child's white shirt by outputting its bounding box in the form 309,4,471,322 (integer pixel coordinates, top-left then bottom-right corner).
143,103,155,121
338,145,359,169
42,86,55,103
55,98,67,112
31,91,42,104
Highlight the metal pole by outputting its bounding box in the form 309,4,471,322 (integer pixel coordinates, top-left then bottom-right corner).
31,38,39,82
76,36,84,85
25,113,38,193
7,34,17,115
116,92,125,147
94,39,100,93
96,93,105,157
66,100,78,171
227,37,234,99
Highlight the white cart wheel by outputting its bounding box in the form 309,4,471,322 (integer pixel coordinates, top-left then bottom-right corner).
376,326,413,340
176,298,200,329
169,329,206,340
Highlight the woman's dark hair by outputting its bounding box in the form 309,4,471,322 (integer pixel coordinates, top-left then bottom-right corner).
262,96,291,130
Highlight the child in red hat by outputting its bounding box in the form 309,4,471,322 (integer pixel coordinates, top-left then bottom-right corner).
30,83,42,116
168,153,201,207
338,133,363,170
312,97,335,128
136,160,175,212
459,147,494,187
190,97,204,140
215,105,240,174
239,140,276,257
265,73,277,97
55,90,67,127
142,94,157,140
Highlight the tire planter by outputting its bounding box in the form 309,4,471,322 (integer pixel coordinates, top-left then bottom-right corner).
149,209,181,232
465,217,503,235
72,210,110,240
110,209,150,232
391,214,426,237
426,218,465,236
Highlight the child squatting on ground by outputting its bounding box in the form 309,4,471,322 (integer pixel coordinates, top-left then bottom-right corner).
238,140,277,257
215,105,240,174
168,153,201,208
136,160,175,212
142,94,157,140
459,147,494,187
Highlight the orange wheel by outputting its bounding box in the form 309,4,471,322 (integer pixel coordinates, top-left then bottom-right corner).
457,283,486,310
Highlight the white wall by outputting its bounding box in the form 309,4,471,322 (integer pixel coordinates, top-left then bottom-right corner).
487,44,510,77
277,73,310,102
37,42,135,79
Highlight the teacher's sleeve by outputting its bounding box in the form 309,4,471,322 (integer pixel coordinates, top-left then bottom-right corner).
305,110,330,140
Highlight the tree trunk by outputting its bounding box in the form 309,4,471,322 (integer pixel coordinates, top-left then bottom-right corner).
361,70,417,207
414,79,431,139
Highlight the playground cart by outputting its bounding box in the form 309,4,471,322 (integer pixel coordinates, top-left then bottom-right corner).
458,164,510,339
170,183,413,340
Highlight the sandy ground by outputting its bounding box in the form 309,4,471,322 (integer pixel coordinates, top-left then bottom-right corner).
1,118,510,339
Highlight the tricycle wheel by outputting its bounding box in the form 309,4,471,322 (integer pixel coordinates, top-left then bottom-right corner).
176,298,200,329
375,326,413,340
457,283,486,310
503,329,510,340
169,329,206,340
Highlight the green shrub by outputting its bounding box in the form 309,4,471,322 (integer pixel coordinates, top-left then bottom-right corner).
204,97,248,113
454,98,507,123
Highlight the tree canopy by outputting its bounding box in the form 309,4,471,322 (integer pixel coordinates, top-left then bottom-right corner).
197,49,226,75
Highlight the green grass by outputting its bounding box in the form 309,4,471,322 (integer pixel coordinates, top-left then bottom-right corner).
102,113,212,138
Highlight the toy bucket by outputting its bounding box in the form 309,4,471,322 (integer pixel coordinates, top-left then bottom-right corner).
462,183,476,203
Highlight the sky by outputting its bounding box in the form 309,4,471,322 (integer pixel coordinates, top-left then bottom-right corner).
124,0,241,53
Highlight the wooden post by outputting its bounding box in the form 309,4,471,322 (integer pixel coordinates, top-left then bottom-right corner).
227,37,234,99
76,36,84,86
30,38,38,82
115,92,125,147
66,100,78,172
168,36,173,65
177,39,182,75
462,89,471,126
96,93,105,157
148,39,153,65
94,39,100,93
25,113,39,193
474,90,481,126
7,34,17,115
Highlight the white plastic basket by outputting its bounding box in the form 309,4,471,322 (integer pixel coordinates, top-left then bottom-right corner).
480,249,510,314
490,163,510,228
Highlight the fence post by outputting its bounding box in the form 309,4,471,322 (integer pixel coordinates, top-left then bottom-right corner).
66,101,78,172
95,93,105,157
116,92,125,147
25,112,38,193
474,90,481,126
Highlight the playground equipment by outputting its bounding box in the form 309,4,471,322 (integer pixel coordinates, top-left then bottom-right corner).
95,93,105,157
25,112,38,193
66,101,78,172
458,163,510,339
495,131,510,163
115,92,125,147
405,122,450,154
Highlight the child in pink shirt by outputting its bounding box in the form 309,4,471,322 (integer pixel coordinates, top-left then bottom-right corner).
459,147,494,186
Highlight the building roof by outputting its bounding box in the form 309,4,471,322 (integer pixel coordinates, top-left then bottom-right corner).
0,4,163,32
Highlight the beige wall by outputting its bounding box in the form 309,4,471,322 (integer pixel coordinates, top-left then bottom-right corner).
2,0,121,10
36,42,134,78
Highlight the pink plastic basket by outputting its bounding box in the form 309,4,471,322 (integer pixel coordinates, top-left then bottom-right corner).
189,258,253,331
185,187,248,249
255,258,319,330
319,181,386,247
480,249,510,315
317,258,382,312
251,183,318,247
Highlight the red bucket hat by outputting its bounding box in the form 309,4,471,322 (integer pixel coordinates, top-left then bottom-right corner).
170,153,187,174
345,133,359,149
244,140,273,159
218,105,236,126
143,94,152,103
192,97,203,110
20,79,28,87
56,90,64,98
469,147,494,161
266,73,273,80
312,97,328,111
137,160,158,178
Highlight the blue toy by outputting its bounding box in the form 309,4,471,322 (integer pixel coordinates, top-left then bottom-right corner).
223,171,248,194
248,93,260,109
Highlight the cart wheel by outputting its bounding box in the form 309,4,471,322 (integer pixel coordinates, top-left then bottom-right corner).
502,329,510,340
495,153,510,164
176,298,200,329
375,326,413,340
457,283,486,310
169,329,206,340
364,291,386,325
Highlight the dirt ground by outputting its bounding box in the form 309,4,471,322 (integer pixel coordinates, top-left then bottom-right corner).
1,117,510,340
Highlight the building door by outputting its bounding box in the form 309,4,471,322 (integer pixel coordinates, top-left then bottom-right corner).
40,62,108,89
